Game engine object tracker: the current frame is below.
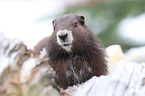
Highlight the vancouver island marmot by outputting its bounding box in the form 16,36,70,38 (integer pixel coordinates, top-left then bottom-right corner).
33,14,108,89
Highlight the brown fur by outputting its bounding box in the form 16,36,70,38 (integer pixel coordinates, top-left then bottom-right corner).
47,14,108,89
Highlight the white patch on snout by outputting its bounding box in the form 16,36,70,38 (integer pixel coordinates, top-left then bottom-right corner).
56,29,73,52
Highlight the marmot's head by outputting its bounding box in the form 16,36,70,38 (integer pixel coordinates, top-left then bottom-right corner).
52,14,87,52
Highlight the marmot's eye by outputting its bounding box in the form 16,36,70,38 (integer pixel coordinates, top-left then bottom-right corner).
53,27,55,31
74,23,77,27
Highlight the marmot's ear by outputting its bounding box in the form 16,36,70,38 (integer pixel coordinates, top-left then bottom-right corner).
78,15,86,25
52,19,56,26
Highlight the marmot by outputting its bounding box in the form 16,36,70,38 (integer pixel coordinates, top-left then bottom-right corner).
33,14,108,89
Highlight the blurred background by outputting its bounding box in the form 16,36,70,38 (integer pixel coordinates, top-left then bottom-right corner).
0,0,145,52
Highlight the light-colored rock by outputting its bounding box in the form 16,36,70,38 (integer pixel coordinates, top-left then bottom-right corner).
0,33,62,96
125,46,145,63
71,60,145,96
106,45,125,74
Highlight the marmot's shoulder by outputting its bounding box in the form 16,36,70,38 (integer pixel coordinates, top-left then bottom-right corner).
33,37,49,54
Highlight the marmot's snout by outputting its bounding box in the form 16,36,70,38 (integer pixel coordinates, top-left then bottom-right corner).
58,33,68,42
56,29,73,52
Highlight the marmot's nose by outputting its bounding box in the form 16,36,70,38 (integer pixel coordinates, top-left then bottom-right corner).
58,34,68,42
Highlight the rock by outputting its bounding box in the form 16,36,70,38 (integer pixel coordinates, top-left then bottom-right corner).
71,61,145,96
0,33,64,96
125,46,145,63
106,45,125,74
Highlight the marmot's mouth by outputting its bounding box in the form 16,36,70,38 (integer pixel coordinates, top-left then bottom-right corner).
62,43,72,52
63,44,71,46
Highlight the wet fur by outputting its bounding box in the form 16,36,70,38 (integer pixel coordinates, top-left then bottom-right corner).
47,14,108,89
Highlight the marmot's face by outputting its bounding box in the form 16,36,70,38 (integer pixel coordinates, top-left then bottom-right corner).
52,14,85,52
56,29,73,52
